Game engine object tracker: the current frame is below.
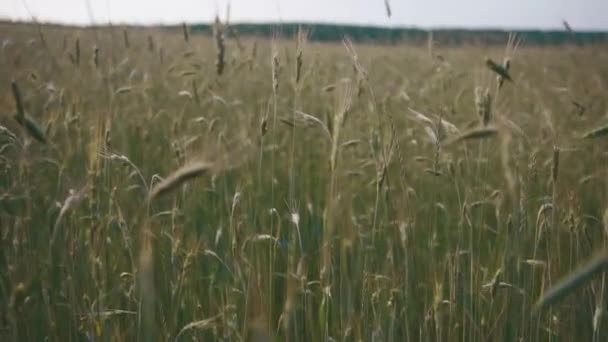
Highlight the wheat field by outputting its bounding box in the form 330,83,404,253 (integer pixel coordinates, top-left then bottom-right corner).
1,21,608,341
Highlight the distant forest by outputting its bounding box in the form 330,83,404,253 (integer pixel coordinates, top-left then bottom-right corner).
189,22,608,46
2,20,605,45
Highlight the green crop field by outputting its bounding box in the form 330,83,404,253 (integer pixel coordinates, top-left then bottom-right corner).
1,21,608,341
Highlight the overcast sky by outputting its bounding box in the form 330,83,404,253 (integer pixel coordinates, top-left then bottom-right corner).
1,0,607,30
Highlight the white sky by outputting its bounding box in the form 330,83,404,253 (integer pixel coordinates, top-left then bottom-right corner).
1,0,607,30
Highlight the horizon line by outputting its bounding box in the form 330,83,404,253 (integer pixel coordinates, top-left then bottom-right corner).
1,17,607,34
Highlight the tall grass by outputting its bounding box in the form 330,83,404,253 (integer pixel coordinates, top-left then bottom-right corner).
0,21,607,341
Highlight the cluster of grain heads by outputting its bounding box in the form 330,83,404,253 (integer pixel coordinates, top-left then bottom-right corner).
214,16,226,76
474,86,493,126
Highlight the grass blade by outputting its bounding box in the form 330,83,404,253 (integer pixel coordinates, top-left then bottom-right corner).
582,125,608,139
445,127,498,146
14,114,47,144
534,251,608,312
